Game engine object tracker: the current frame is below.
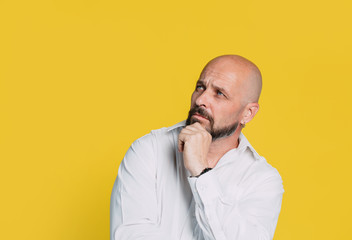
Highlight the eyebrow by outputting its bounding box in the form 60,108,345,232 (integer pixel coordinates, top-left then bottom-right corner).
196,80,205,85
197,80,230,97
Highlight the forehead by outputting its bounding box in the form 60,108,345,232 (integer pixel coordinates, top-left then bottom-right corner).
198,68,239,90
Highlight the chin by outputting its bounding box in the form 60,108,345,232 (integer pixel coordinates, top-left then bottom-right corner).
191,118,211,130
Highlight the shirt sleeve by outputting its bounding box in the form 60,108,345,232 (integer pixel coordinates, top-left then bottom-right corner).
187,166,284,240
110,134,168,240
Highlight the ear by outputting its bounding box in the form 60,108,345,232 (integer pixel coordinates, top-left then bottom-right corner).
240,103,259,125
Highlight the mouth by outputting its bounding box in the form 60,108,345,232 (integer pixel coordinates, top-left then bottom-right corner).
192,113,209,121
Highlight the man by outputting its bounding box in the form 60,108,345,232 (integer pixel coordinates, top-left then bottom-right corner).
110,55,284,240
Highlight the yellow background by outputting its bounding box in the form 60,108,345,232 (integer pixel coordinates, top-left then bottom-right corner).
1,0,351,239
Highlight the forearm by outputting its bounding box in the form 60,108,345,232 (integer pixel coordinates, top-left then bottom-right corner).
188,170,284,240
110,135,165,240
110,174,167,240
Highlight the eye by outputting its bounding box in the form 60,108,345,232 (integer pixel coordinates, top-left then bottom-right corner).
217,90,225,96
196,85,204,91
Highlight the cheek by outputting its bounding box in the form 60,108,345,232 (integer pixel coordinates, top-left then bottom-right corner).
190,92,197,106
216,105,241,124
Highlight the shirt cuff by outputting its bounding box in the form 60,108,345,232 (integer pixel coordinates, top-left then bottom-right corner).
187,169,223,206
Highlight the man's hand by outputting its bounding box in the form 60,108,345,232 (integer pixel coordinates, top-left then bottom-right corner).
178,122,212,176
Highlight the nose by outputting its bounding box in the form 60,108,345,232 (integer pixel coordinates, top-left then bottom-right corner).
195,89,210,108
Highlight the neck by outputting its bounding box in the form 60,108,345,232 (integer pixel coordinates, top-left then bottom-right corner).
206,128,242,168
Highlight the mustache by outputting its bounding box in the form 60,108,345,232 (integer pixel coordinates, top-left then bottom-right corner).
188,106,214,125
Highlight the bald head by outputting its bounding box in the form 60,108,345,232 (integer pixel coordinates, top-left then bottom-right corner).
201,55,262,104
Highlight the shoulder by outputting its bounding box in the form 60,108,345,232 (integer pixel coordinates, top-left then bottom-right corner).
239,134,281,175
237,136,283,191
130,120,185,152
244,148,282,181
148,120,186,137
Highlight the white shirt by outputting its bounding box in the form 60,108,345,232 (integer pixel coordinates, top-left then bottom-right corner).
110,121,284,240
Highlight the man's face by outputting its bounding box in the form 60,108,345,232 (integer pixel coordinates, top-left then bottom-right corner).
186,63,246,140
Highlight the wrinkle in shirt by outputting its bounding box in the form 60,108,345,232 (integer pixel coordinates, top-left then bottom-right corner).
111,121,284,240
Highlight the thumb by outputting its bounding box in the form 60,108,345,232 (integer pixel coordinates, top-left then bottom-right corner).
178,138,184,152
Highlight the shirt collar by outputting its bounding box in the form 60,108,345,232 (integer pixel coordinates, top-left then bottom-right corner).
237,132,261,160
167,120,261,160
167,120,186,132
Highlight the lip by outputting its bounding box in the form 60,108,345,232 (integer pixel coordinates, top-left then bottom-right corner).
192,113,208,121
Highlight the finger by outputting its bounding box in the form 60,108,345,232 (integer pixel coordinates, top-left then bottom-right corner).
178,130,194,142
183,125,200,132
178,131,187,152
191,122,207,131
180,127,196,135
178,129,196,152
177,137,184,152
181,125,209,141
192,123,211,138
182,124,207,135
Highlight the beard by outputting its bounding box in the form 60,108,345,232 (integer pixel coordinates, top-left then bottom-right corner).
186,106,239,141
